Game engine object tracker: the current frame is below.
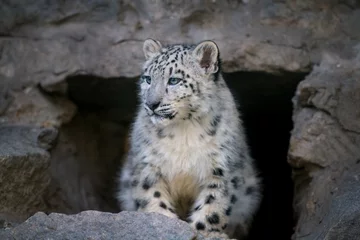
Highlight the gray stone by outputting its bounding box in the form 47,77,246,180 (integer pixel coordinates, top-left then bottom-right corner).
288,53,360,239
0,211,226,240
0,125,56,220
0,86,77,128
0,1,360,239
0,1,359,93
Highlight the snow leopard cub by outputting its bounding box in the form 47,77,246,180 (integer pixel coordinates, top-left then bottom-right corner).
117,39,261,239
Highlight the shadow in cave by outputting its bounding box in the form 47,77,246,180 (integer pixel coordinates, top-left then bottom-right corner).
66,70,308,239
223,71,308,240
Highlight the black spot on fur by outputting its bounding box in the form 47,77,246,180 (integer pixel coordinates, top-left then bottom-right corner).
189,83,194,92
225,206,232,216
213,168,224,177
159,201,167,209
208,152,217,158
142,177,153,190
207,213,220,224
222,187,229,197
135,199,149,209
211,115,221,128
143,138,151,146
196,82,201,94
231,177,240,189
154,191,161,198
131,179,139,187
208,183,218,189
194,205,202,211
205,195,215,204
226,157,245,171
157,128,166,139
169,208,175,213
210,228,220,232
135,200,140,209
222,224,228,230
169,67,173,75
171,113,178,119
206,116,221,135
206,129,216,136
196,222,205,230
246,186,255,195
230,195,237,204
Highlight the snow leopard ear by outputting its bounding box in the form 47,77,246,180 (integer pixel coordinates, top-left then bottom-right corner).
143,38,162,60
192,40,219,74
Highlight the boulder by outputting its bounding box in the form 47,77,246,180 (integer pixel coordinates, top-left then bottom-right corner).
288,53,360,239
0,1,359,93
0,125,57,221
0,211,224,240
1,0,360,239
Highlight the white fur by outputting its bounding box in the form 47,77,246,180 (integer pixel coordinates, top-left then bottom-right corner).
117,39,261,239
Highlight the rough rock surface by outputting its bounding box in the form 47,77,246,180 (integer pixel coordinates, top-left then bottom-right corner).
288,53,360,239
0,1,359,93
0,211,222,240
0,0,360,239
0,125,57,221
0,86,76,127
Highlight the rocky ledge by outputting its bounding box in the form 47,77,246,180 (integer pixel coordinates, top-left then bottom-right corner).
0,211,230,240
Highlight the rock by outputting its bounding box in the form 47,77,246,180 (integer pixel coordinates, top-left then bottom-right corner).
0,211,223,240
0,1,359,92
0,125,56,220
0,1,360,239
0,86,77,128
288,53,360,239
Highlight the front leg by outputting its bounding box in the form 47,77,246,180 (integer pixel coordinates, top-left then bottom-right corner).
131,163,178,219
187,167,231,238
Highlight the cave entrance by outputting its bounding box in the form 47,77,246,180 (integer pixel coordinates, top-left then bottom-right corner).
223,71,308,240
64,71,308,240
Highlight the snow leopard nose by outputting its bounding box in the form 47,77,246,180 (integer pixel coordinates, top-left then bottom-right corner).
146,101,160,111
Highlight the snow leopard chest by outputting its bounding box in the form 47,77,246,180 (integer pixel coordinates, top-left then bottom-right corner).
145,122,225,182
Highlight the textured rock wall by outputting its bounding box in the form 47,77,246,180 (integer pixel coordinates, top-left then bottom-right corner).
288,53,360,239
1,0,360,239
1,0,359,93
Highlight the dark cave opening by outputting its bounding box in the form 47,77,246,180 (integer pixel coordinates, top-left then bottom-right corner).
222,71,308,240
65,70,308,240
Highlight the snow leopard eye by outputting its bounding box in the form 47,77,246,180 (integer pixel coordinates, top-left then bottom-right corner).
168,77,182,86
142,76,151,85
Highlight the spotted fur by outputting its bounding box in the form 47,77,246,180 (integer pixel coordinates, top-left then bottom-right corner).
117,39,261,239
